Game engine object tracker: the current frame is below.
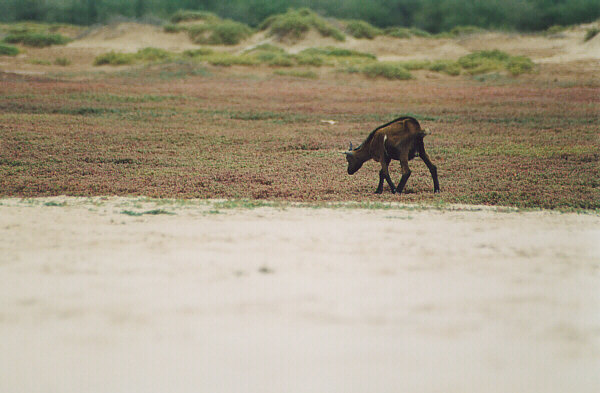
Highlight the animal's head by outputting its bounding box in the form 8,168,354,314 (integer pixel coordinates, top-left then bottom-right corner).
344,142,363,175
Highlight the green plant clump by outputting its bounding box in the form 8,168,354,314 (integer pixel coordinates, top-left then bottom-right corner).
360,62,413,80
458,50,534,76
259,8,345,42
167,19,253,45
384,27,431,38
345,20,382,39
0,43,19,56
3,32,70,47
93,51,135,66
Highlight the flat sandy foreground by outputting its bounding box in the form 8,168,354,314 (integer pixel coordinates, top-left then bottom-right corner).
1,197,599,393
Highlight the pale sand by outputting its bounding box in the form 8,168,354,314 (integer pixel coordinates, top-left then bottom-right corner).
1,197,599,393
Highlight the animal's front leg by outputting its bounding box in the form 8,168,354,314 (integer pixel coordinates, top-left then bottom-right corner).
375,171,384,194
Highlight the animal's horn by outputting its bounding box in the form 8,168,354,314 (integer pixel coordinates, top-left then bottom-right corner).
349,141,353,151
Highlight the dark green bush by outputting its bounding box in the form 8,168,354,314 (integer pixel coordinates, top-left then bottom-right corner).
345,20,382,39
259,8,345,41
360,62,413,80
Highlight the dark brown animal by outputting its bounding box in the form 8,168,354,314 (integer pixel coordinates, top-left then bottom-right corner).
344,116,440,194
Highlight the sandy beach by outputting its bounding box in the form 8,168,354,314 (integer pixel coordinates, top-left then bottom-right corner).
0,197,598,392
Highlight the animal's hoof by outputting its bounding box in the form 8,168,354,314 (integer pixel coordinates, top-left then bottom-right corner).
391,189,397,194
374,189,383,194
434,189,440,194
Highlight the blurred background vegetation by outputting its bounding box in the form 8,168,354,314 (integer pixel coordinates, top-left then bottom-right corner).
1,0,599,32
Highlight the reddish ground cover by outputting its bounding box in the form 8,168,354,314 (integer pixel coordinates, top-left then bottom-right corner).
1,69,598,209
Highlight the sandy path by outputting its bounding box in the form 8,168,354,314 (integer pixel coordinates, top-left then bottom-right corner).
1,197,599,393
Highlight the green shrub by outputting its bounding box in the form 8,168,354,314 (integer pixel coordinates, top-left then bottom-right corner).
172,20,253,45
383,27,412,38
295,53,326,66
54,57,71,66
3,32,70,47
506,56,534,76
0,43,19,56
584,27,600,42
360,62,412,80
345,20,382,39
259,8,345,42
170,10,221,24
208,20,254,45
428,60,461,75
458,50,534,76
93,51,135,66
135,47,173,62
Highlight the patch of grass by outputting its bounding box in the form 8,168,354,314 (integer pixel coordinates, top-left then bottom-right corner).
94,51,135,66
428,60,461,75
121,209,175,216
584,27,599,42
93,47,175,66
274,69,318,79
166,15,253,45
383,27,431,39
3,32,70,47
182,48,214,57
54,57,71,66
259,8,345,42
344,20,382,39
359,62,413,80
458,50,534,76
44,201,66,207
0,43,19,56
506,56,535,76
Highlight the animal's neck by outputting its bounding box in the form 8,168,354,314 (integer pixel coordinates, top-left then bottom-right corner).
353,145,371,163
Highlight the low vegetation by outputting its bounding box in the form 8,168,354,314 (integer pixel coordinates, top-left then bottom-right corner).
259,8,345,42
3,31,70,47
0,43,19,56
92,46,533,79
1,70,597,210
164,11,253,45
458,50,534,76
356,62,413,80
344,20,382,39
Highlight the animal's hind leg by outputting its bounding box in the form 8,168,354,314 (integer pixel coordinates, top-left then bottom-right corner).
396,154,411,195
418,142,440,193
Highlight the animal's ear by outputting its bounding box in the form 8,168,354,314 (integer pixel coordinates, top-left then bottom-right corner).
348,141,353,151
